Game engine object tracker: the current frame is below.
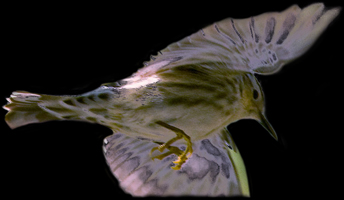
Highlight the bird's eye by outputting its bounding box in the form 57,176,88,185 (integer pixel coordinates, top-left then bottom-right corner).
253,89,259,100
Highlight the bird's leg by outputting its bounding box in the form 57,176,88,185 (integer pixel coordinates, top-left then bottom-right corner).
150,142,184,160
150,121,193,170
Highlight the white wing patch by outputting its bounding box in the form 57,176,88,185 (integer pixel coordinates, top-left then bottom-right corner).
121,75,160,89
103,128,249,197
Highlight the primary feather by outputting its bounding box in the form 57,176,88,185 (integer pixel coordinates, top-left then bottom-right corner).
140,3,340,75
103,128,248,196
3,3,340,197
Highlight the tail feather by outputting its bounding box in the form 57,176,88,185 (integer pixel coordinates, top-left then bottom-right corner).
3,88,116,129
3,91,61,129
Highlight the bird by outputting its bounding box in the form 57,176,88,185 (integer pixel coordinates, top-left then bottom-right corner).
3,3,340,197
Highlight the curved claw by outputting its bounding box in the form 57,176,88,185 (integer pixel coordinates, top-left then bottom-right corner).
171,164,183,170
171,148,192,170
151,145,184,161
150,121,194,170
150,146,159,155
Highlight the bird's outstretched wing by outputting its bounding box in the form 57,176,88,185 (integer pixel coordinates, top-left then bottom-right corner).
138,3,340,75
103,128,249,197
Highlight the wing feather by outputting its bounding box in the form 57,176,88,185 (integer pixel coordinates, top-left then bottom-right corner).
138,3,340,75
103,128,249,197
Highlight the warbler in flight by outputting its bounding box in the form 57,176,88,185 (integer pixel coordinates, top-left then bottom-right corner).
3,3,340,197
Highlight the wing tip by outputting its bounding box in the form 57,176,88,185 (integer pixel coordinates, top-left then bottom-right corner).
326,5,342,18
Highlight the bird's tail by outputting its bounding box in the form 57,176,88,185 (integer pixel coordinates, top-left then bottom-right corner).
3,89,112,129
4,87,117,129
3,91,63,129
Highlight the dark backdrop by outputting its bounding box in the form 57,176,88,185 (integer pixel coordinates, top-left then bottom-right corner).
1,1,343,199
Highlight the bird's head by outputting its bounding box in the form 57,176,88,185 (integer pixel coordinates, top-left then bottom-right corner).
239,73,278,140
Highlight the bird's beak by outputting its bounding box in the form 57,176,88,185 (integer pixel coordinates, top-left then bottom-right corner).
258,112,278,141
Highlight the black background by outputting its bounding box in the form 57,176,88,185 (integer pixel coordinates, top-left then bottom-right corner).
1,1,343,199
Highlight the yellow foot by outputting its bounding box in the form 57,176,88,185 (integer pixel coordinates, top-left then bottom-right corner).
150,121,193,170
